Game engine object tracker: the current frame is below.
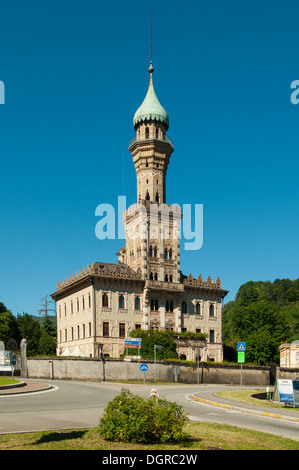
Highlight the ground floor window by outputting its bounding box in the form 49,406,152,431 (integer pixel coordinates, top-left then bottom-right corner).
119,322,125,338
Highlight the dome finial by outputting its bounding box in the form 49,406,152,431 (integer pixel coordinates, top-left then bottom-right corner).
148,5,154,74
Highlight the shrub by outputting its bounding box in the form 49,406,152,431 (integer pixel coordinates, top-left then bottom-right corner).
98,388,189,443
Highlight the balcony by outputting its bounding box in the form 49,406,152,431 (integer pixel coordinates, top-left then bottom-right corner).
145,279,184,292
129,134,173,148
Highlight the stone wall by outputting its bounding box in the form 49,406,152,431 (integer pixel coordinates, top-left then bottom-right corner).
26,357,271,385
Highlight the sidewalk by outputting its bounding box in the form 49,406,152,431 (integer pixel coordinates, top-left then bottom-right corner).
191,389,299,423
0,380,52,395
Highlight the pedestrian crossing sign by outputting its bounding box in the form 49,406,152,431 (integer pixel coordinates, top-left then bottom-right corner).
237,342,246,352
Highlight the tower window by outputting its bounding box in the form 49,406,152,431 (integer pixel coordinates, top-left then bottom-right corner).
119,295,125,309
196,303,201,315
135,296,140,310
103,322,109,337
153,246,157,257
149,246,152,257
155,128,159,139
145,127,149,139
102,293,109,307
155,191,159,202
145,191,150,200
119,323,125,338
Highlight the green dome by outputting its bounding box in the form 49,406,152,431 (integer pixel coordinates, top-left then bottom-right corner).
133,68,169,129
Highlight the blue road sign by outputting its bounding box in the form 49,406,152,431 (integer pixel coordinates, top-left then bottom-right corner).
140,364,148,372
11,354,16,366
237,342,246,352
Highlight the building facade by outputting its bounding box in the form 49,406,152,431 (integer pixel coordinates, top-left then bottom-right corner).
51,60,228,361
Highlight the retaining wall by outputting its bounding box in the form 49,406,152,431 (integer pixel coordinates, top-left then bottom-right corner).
26,357,271,385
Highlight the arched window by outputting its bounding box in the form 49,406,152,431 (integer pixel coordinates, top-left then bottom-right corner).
135,296,140,310
153,246,157,257
164,248,168,259
169,249,172,260
149,246,152,257
209,304,214,316
102,293,109,307
155,191,159,203
150,272,153,280
154,272,158,281
169,275,173,283
165,274,168,282
196,302,201,315
145,127,149,139
119,295,125,309
145,190,150,200
181,301,187,313
155,128,159,139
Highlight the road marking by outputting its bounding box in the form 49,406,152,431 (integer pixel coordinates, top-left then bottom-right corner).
0,385,59,398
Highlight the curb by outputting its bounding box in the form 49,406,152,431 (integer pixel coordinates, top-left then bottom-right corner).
191,394,299,423
0,381,26,390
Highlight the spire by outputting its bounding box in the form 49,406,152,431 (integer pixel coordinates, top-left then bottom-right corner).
133,5,169,130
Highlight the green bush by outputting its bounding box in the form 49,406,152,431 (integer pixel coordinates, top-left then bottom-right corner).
98,389,189,444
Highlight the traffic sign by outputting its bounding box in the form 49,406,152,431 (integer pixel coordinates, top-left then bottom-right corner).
125,338,142,349
11,354,16,366
238,351,245,363
237,342,246,352
140,364,148,372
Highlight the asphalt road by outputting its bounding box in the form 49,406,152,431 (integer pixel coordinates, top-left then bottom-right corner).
0,379,298,441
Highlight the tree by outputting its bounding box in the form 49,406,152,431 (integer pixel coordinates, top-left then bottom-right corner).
222,278,299,364
37,295,56,317
38,316,56,355
0,310,21,347
16,313,41,356
128,329,178,360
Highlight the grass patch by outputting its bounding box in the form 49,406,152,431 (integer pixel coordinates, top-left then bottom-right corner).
216,389,299,411
0,378,20,386
0,423,298,450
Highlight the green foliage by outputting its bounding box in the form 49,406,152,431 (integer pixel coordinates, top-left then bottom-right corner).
128,329,178,359
0,310,21,346
127,329,206,361
0,298,57,355
99,389,189,444
38,316,57,355
223,278,299,365
16,313,41,356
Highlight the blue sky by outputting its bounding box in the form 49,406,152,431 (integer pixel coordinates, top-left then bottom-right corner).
0,0,298,316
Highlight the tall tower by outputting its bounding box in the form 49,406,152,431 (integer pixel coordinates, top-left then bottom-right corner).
129,61,173,205
123,60,182,291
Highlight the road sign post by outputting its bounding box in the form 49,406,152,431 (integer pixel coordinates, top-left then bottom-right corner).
140,363,148,384
125,338,142,382
237,343,246,388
